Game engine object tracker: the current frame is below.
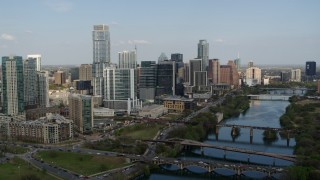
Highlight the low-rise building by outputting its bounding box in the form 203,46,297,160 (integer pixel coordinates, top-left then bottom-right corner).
93,108,115,117
0,114,73,144
139,104,168,118
163,96,194,112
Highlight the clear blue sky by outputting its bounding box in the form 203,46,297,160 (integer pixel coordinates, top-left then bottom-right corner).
0,0,319,65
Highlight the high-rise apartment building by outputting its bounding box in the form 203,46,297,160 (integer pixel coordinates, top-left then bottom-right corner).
92,24,110,96
194,71,207,86
246,67,262,86
197,40,209,71
228,60,239,87
118,50,137,69
54,71,66,85
189,59,202,86
2,56,25,116
280,71,290,82
208,59,220,84
24,58,38,108
139,61,156,101
184,63,190,84
290,69,301,82
305,61,316,76
220,65,231,85
37,71,49,108
68,94,93,134
104,67,140,112
79,64,92,81
27,54,41,71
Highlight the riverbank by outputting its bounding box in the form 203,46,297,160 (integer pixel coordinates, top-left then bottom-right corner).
279,98,320,178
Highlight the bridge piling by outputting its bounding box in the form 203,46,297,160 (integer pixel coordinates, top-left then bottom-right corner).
286,131,290,147
223,150,226,160
273,158,275,167
200,146,204,155
250,128,253,144
247,154,250,163
215,126,219,141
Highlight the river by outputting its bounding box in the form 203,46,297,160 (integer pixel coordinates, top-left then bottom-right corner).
147,100,295,179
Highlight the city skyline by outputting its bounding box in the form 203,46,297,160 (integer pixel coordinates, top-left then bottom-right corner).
0,0,319,65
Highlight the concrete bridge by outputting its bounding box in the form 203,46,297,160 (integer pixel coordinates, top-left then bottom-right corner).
247,94,291,101
130,156,286,178
215,124,294,146
143,139,296,162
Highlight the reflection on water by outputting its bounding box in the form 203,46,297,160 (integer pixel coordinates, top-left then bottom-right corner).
148,100,293,179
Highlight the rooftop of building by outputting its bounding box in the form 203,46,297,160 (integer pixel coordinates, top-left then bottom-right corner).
162,96,194,102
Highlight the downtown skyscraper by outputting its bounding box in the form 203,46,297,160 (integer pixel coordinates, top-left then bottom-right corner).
197,40,209,71
92,24,110,97
2,56,25,116
118,50,137,69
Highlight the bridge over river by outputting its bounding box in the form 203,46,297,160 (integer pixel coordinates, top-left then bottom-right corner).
143,139,296,162
130,154,286,178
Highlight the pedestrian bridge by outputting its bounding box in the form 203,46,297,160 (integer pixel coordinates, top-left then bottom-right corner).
247,94,291,101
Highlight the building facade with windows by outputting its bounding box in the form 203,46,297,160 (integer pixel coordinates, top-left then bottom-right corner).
92,24,110,97
2,56,25,116
68,94,93,134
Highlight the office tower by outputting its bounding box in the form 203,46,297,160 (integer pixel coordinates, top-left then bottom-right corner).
280,71,290,82
228,60,240,87
104,67,140,112
24,58,38,108
68,94,93,134
184,63,190,84
246,67,262,86
234,53,241,71
92,24,110,96
27,54,41,71
79,64,92,81
189,59,202,86
208,59,220,84
118,50,137,69
37,71,49,108
171,53,183,63
194,71,207,86
139,61,156,102
54,71,66,85
291,69,301,82
220,65,231,84
305,61,316,76
248,61,254,68
197,40,209,71
171,53,184,68
2,56,24,116
156,61,176,96
158,52,168,63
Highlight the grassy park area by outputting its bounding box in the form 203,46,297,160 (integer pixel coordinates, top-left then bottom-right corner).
115,123,164,140
0,157,58,180
35,150,129,176
0,145,29,154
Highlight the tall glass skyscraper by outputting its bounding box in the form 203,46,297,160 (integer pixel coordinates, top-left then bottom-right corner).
2,56,25,116
306,61,316,76
118,50,137,69
92,24,110,97
24,57,38,108
197,40,209,71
